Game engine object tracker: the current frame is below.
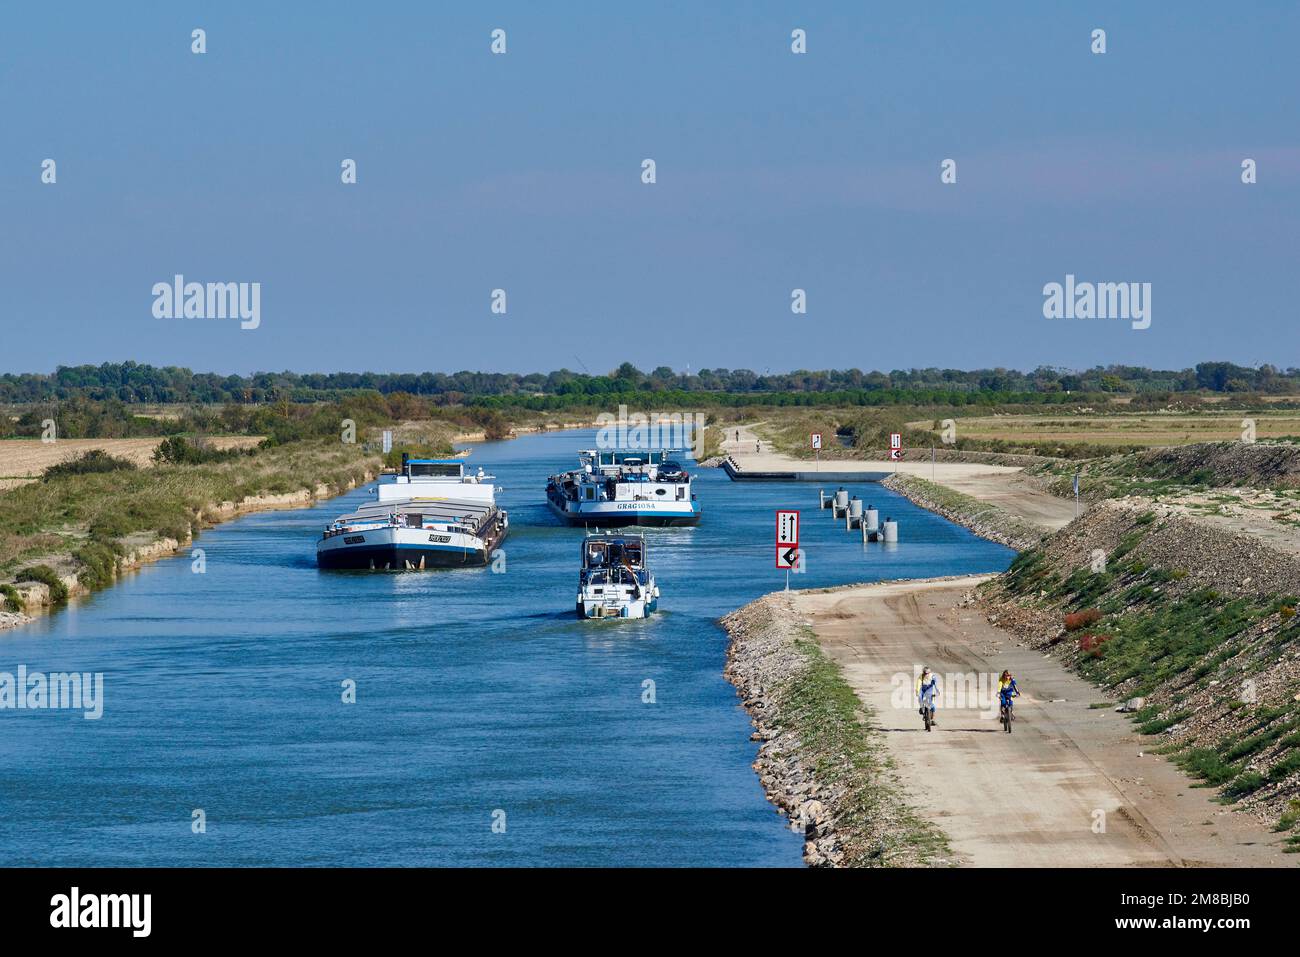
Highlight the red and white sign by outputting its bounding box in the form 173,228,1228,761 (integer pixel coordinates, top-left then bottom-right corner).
776,510,800,568
889,432,903,461
810,432,822,451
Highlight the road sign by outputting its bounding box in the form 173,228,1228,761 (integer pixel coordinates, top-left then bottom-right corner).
889,448,903,461
811,432,822,451
776,509,799,545
889,432,902,461
776,509,799,568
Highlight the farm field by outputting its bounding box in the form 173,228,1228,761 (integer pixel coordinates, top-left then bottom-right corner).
0,436,264,490
904,412,1300,448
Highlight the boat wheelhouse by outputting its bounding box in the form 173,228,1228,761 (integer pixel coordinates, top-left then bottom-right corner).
316,455,508,570
576,533,659,619
546,449,700,527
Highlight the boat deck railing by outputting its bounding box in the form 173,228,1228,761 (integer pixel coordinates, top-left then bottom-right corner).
324,501,503,539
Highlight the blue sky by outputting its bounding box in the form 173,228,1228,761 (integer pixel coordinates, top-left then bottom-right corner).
1,1,1296,376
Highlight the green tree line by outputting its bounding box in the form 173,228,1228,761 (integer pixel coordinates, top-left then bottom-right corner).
3,360,1297,405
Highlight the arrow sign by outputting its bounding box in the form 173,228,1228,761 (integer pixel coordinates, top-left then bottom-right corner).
776,509,799,546
775,509,799,568
889,448,903,461
810,432,822,451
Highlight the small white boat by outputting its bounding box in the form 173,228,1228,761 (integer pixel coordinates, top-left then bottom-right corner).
317,455,507,570
576,533,659,619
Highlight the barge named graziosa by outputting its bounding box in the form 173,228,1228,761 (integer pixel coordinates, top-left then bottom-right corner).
546,449,700,527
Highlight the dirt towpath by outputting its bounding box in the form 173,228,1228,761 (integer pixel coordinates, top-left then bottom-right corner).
795,577,1287,866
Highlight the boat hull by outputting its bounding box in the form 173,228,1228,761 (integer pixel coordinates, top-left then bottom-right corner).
317,545,487,570
316,523,507,570
577,597,658,619
577,591,659,619
546,498,699,527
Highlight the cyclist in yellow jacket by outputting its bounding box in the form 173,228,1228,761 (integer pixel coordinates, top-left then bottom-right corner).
996,669,1020,715
916,667,940,726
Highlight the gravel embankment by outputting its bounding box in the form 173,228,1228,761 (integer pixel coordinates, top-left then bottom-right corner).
980,499,1300,825
883,473,1045,550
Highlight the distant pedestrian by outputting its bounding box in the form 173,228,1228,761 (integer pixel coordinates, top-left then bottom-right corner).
755,441,760,453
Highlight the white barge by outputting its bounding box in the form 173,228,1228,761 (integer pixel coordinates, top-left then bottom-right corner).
576,534,659,619
546,449,699,527
316,455,508,570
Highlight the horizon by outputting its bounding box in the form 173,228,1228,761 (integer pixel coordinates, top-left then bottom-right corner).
3,1,1297,375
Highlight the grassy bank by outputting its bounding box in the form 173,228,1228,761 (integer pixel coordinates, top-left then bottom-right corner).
0,439,380,607
781,632,952,865
1029,441,1300,500
722,593,951,867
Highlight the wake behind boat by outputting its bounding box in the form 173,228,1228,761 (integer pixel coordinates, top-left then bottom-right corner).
546,449,700,527
317,454,508,570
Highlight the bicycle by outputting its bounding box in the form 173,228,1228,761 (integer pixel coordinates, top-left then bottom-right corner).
920,704,935,732
999,698,1014,733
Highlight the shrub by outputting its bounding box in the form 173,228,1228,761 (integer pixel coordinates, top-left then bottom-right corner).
1276,799,1300,832
42,449,138,481
1064,608,1102,631
73,541,121,589
1,583,24,613
472,409,512,441
1269,750,1300,782
1223,771,1265,799
15,564,69,603
156,521,192,543
153,436,241,465
382,443,455,469
1178,748,1237,786
1137,711,1189,735
1078,633,1111,656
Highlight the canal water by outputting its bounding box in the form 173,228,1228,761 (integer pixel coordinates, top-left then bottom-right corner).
0,429,1013,866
